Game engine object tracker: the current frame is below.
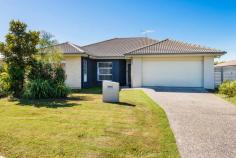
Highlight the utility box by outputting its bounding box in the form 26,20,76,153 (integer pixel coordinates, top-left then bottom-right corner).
103,80,119,103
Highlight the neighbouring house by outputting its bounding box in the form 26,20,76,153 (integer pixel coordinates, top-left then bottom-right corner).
57,37,226,90
215,60,236,86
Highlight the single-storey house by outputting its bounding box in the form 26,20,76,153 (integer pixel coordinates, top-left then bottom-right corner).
215,60,236,86
57,37,226,90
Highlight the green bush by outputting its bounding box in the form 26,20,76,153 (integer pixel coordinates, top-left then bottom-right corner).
23,61,70,99
52,81,71,98
0,66,10,97
53,66,66,84
219,81,236,97
23,79,52,99
23,79,71,99
28,62,53,81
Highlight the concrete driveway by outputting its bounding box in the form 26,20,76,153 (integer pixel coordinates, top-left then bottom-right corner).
144,88,236,158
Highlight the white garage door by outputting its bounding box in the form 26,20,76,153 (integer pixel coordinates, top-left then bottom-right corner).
142,57,203,87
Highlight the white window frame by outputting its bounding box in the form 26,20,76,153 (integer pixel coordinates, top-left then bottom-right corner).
83,59,87,82
97,62,112,81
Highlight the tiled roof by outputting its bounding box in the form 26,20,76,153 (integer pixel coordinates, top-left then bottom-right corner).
127,39,226,55
215,60,236,67
82,37,158,57
1,42,85,60
51,38,226,57
54,42,85,54
0,43,85,57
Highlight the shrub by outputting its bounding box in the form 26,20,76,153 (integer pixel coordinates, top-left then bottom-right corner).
0,65,10,97
0,72,10,97
219,80,236,97
52,81,71,98
53,66,66,84
23,61,71,99
23,79,71,99
28,62,53,81
23,79,52,99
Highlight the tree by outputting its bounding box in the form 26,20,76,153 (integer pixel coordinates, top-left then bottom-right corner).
23,31,70,99
36,31,63,65
0,20,39,97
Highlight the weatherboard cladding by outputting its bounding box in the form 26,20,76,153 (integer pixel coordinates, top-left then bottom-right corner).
127,39,226,55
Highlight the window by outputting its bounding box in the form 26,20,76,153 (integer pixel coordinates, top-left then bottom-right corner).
83,60,87,82
97,62,112,81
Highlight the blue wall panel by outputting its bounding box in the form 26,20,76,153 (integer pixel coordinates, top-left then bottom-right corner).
81,58,126,88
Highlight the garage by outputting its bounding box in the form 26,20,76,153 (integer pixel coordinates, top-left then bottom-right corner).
129,39,225,89
141,57,203,87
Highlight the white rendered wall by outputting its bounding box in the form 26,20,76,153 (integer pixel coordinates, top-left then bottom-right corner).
131,58,142,87
63,56,82,89
204,56,215,89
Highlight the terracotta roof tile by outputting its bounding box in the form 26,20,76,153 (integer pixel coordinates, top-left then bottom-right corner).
54,42,85,54
82,37,158,57
127,39,226,55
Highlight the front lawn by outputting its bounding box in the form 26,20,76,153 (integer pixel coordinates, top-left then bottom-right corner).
0,89,179,158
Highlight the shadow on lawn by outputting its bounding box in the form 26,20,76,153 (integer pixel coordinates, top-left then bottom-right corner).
17,98,79,108
14,88,101,108
67,95,96,101
76,87,102,94
13,87,134,108
109,102,136,107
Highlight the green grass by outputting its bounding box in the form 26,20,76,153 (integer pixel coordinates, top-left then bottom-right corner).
216,94,236,106
0,89,179,158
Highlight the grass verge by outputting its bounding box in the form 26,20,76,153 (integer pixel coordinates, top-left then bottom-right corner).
216,94,236,106
0,89,179,158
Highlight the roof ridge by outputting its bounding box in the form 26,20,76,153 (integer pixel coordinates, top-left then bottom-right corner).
168,38,221,51
82,37,156,48
126,38,226,55
51,42,85,54
68,42,85,52
82,38,118,48
116,37,152,39
125,38,168,54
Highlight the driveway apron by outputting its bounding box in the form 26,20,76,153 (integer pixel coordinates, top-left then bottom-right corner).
144,88,236,158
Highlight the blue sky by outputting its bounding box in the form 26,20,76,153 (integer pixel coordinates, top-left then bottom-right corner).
0,0,235,60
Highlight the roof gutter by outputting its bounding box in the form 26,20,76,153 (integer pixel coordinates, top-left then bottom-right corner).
87,55,130,59
63,52,88,57
125,52,226,58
